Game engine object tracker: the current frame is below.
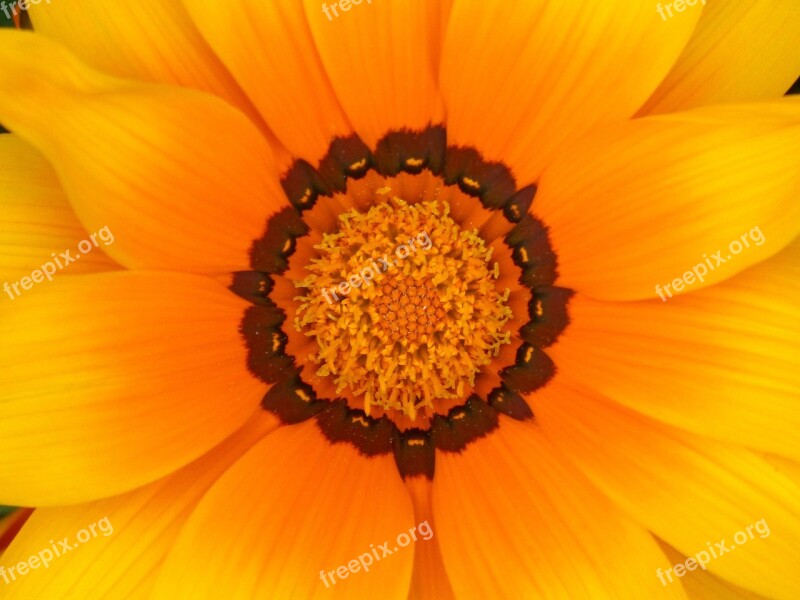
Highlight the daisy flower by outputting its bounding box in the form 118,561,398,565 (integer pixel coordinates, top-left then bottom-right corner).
0,1,798,598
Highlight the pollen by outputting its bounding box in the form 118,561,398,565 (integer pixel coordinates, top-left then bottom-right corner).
293,197,512,422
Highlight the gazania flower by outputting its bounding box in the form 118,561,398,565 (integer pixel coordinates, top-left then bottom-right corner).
1,1,799,598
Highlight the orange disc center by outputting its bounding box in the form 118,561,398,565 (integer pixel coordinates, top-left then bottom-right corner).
374,273,446,343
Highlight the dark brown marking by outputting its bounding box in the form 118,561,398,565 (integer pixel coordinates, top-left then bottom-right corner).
249,207,309,274
240,305,295,384
443,146,517,210
501,344,556,394
488,384,534,420
373,125,447,176
519,286,573,348
503,184,537,223
281,159,331,212
229,271,275,306
431,396,499,452
317,135,373,193
505,214,558,288
316,400,394,456
262,370,327,424
392,427,435,479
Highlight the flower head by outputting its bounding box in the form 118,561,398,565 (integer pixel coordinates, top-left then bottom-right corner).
0,1,799,598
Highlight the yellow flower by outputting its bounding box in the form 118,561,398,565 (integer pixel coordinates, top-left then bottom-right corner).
0,1,799,598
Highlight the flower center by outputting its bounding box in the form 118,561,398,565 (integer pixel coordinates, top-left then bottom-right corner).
375,272,444,343
234,126,573,479
293,198,512,421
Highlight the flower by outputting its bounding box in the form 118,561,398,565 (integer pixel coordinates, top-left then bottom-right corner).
0,1,799,599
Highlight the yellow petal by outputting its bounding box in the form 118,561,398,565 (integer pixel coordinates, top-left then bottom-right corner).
656,538,770,600
535,100,800,300
534,379,800,600
27,0,262,124
0,30,284,273
0,271,263,505
441,0,701,184
0,135,117,283
641,0,800,114
0,413,276,598
549,236,800,459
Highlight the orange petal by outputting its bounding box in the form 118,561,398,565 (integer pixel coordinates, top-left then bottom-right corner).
405,477,455,600
535,100,800,300
153,420,415,598
0,30,284,273
183,0,353,166
0,271,263,505
302,0,445,148
433,416,689,599
441,1,701,184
